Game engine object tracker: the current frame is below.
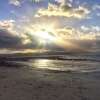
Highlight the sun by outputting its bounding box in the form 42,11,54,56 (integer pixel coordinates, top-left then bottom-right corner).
35,30,54,40
25,23,56,41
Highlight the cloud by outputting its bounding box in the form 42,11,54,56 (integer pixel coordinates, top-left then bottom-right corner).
93,4,100,10
55,0,65,4
0,20,15,31
0,28,41,50
0,20,15,28
54,26,100,52
55,0,73,4
81,25,100,32
55,26,100,40
31,0,44,2
19,21,100,52
0,20,39,50
0,29,22,48
81,26,89,31
35,3,90,19
9,0,21,6
0,22,99,53
97,13,100,17
0,20,22,37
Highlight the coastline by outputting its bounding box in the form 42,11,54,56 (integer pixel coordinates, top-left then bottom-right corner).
0,63,100,100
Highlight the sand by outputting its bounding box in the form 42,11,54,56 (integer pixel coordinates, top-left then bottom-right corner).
0,65,100,100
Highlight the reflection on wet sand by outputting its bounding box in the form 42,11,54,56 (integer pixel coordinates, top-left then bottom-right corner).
0,59,100,100
29,59,100,73
0,58,100,73
32,59,61,70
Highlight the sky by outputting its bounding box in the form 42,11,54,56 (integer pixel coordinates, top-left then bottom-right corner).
0,0,100,54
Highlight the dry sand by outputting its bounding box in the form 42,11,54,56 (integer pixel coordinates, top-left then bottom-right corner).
0,65,100,100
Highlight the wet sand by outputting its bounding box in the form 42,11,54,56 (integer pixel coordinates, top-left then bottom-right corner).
0,65,100,100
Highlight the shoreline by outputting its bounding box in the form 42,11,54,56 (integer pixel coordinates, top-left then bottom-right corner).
0,63,100,100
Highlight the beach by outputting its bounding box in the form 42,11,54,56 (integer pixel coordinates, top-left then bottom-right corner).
0,59,100,100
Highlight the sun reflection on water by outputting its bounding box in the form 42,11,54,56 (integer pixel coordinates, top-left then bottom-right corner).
31,59,63,70
29,59,100,72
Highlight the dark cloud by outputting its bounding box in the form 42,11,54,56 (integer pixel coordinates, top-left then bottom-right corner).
70,39,100,52
0,29,38,49
0,28,100,53
0,29,22,48
61,4,72,11
36,3,90,19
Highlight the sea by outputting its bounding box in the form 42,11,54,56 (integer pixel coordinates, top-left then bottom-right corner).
27,54,100,73
1,53,100,73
